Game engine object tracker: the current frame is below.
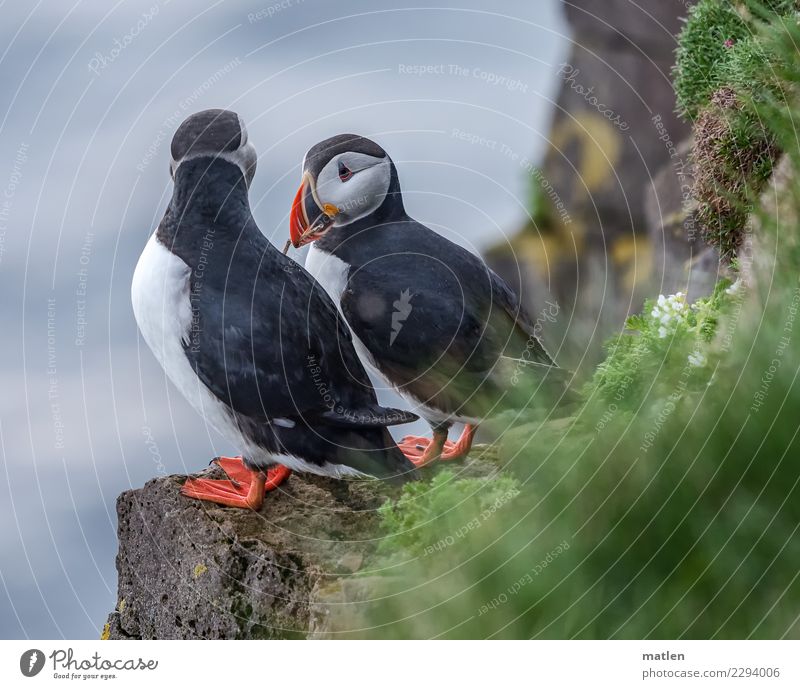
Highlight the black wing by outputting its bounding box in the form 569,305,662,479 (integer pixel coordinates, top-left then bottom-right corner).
339,220,555,382
184,227,415,426
489,267,556,366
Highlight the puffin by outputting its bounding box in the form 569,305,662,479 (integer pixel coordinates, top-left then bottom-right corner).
131,112,418,510
289,134,570,467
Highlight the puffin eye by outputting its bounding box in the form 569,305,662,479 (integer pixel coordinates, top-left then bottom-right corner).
338,161,353,182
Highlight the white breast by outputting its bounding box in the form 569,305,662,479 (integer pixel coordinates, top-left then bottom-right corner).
131,233,231,426
305,242,350,304
305,243,385,375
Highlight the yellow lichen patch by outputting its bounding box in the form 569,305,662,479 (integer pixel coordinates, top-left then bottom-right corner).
612,235,653,291
550,113,622,197
518,233,565,279
100,622,110,641
515,219,584,280
193,563,208,578
660,209,690,234
118,598,126,612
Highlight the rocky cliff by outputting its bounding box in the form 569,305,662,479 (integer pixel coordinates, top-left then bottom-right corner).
104,450,499,639
104,462,389,639
487,0,698,358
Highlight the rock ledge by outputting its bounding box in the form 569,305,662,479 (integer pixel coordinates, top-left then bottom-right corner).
104,464,391,639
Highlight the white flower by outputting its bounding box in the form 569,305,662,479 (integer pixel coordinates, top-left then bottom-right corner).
688,350,707,367
667,294,688,314
652,292,689,337
725,278,743,296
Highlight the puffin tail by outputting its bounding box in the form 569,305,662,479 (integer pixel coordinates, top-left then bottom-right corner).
310,407,420,483
321,405,418,428
375,427,420,484
335,425,420,484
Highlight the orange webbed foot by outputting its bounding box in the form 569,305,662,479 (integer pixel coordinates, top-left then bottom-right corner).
181,456,292,509
398,431,447,468
398,425,477,467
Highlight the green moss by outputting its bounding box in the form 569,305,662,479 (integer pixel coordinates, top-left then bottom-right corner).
673,0,750,119
673,0,798,119
378,470,520,555
692,87,778,259
228,596,305,640
528,167,554,228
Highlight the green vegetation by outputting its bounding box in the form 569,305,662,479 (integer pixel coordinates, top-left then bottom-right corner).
672,0,794,260
719,31,779,100
365,2,800,639
673,0,749,119
692,85,778,259
589,279,738,405
378,470,520,556
673,0,795,118
527,167,553,228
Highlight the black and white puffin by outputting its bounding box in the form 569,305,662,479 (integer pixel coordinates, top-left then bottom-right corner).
132,112,418,509
289,134,569,467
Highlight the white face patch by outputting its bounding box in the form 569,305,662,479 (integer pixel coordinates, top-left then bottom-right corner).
314,152,391,224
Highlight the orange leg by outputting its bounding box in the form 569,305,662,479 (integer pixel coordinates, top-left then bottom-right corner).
440,424,477,461
398,428,448,467
264,464,292,490
398,425,478,467
181,456,291,509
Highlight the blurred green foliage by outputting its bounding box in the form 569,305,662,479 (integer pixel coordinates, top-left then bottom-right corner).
377,470,520,556
365,3,800,639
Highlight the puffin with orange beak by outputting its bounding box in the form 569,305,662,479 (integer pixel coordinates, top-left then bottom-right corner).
290,134,569,467
132,114,418,510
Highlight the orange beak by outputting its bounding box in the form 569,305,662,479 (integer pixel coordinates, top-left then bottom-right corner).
289,173,338,248
289,180,310,247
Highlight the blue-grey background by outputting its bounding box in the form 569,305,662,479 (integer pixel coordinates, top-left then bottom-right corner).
0,0,568,638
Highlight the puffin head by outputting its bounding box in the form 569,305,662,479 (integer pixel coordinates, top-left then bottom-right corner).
170,108,257,187
290,134,396,247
